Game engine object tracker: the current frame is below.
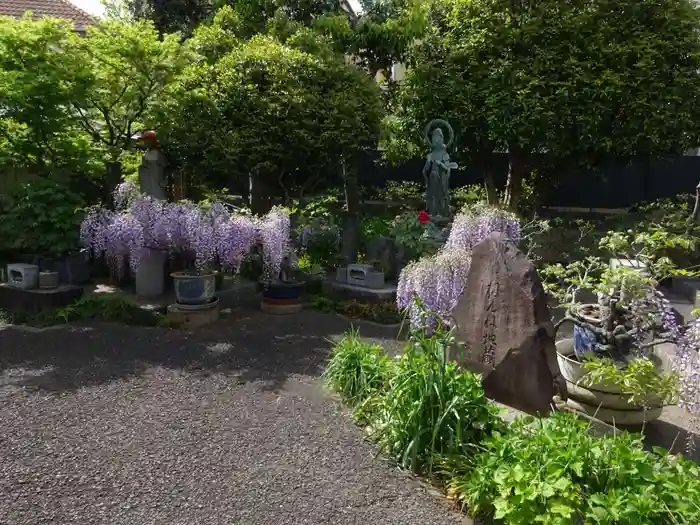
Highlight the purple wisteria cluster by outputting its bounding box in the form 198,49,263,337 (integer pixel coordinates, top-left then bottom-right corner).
655,291,700,434
257,207,291,281
80,183,288,277
397,205,521,329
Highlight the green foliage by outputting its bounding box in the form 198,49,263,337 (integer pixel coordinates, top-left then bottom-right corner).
0,17,103,177
377,180,424,202
0,179,86,257
394,0,700,201
50,295,163,326
0,16,185,199
594,265,655,301
451,184,486,211
390,210,442,261
323,328,395,408
371,326,502,474
599,211,700,281
294,195,342,269
76,20,187,156
126,0,216,34
4,295,163,327
581,356,679,407
310,295,403,324
539,256,607,306
160,34,384,202
450,412,700,524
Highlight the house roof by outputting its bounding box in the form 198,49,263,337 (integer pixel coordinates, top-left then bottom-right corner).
0,0,96,31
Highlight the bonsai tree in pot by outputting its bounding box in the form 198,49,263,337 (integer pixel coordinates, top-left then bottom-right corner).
159,201,260,306
258,208,304,313
81,183,172,292
82,184,260,303
542,259,680,424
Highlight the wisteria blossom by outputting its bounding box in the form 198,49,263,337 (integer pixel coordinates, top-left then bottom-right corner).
397,205,521,330
653,291,700,440
217,214,259,272
258,207,291,281
81,186,292,278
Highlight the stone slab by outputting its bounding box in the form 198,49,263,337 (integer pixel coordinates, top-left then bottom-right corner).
325,280,397,303
85,277,260,313
671,276,700,307
166,303,220,329
0,283,83,314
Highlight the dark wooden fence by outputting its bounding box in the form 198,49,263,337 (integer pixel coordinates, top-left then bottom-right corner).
356,152,700,209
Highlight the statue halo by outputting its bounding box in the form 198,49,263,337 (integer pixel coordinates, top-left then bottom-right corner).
424,119,455,148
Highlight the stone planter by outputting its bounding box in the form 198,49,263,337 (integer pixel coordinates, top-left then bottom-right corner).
135,249,166,298
556,338,663,426
38,271,59,289
171,271,216,305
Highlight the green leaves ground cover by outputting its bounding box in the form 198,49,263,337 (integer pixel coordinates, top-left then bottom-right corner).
449,412,700,524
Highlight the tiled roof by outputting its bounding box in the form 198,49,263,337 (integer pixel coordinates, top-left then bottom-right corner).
0,0,96,30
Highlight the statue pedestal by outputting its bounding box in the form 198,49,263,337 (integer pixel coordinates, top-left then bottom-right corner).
135,248,166,298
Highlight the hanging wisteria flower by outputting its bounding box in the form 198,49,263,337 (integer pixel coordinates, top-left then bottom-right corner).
258,207,291,281
217,214,260,272
446,203,521,251
398,204,521,330
113,181,140,210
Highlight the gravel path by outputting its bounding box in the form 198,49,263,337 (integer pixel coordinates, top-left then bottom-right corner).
0,310,467,525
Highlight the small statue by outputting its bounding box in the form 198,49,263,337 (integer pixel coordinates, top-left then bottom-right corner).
138,130,167,200
422,119,458,219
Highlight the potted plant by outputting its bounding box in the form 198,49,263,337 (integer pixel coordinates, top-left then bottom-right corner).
81,185,260,302
81,184,172,298
259,208,304,314
170,203,258,306
551,263,679,424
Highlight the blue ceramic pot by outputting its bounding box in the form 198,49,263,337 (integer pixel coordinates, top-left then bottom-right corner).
570,304,604,360
171,272,216,305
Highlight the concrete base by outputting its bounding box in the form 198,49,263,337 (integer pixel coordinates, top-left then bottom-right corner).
325,280,397,304
0,283,83,314
260,300,302,315
166,302,220,328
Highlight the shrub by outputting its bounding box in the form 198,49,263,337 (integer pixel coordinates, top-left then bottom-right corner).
0,179,86,258
371,326,502,474
323,329,395,408
450,412,700,524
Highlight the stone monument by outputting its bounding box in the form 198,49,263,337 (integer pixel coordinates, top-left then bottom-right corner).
422,119,458,219
452,232,565,415
138,130,167,200
136,130,167,298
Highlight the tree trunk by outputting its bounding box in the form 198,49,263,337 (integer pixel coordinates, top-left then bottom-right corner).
474,149,499,205
484,170,499,205
249,173,272,215
104,161,122,207
503,150,526,212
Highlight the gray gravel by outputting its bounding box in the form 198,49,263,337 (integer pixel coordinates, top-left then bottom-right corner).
0,311,468,525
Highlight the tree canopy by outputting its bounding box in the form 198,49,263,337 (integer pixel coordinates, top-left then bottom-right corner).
391,0,700,209
157,34,384,210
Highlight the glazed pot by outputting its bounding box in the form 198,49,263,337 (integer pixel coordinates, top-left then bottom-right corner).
171,271,216,305
556,338,663,426
260,281,304,314
569,303,605,360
